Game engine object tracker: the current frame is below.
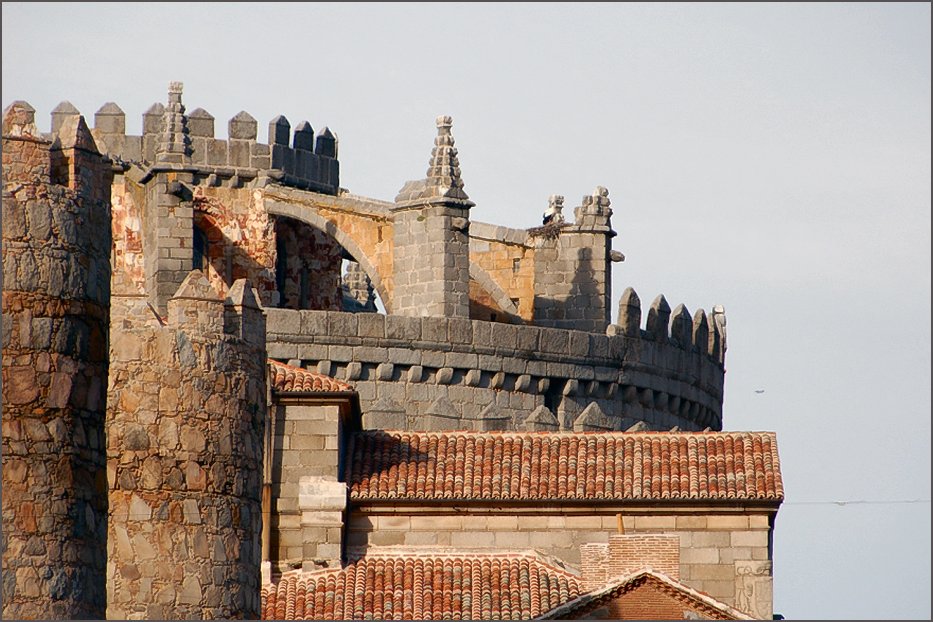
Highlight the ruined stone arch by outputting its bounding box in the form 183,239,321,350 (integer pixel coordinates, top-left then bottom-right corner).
469,263,522,323
264,200,391,312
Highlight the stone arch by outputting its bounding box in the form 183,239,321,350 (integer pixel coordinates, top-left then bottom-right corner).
265,200,391,312
469,263,522,323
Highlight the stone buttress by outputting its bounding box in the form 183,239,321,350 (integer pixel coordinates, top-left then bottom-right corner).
1,102,113,619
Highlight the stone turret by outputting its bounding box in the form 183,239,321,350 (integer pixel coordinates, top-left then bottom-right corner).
392,115,474,318
533,186,618,333
143,82,198,315
2,101,112,619
106,272,267,618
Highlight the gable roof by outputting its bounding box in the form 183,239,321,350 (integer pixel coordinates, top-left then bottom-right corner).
261,550,583,620
268,359,353,394
346,430,783,503
536,568,755,620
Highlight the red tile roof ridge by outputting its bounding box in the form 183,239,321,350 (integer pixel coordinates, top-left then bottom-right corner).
262,550,587,620
371,429,779,437
347,429,784,503
346,546,581,577
268,358,354,393
535,567,755,620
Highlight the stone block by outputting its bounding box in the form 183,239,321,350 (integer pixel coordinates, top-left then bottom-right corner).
680,547,719,565
731,530,769,548
450,531,495,547
375,363,394,381
377,515,410,530
357,313,385,338
689,531,731,548
386,315,420,341
633,515,676,530
298,477,346,511
494,531,531,547
706,515,749,530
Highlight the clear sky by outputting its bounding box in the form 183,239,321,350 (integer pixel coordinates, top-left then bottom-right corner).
3,3,930,619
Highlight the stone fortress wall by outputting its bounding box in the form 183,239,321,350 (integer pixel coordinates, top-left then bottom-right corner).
72,98,340,195
265,301,726,432
2,83,736,619
44,85,728,436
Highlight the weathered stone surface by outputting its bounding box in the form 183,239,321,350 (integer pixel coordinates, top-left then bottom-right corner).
3,102,111,620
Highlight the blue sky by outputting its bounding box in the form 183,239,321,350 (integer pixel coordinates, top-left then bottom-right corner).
4,3,930,618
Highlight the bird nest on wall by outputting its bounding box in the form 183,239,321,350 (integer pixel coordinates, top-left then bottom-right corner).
526,222,566,239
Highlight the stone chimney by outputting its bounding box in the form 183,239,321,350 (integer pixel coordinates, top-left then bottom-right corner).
579,533,681,591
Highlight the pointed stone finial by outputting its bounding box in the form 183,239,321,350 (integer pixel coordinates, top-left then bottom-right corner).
692,308,709,353
156,81,192,164
3,101,37,137
53,114,99,153
574,402,615,432
292,121,314,151
712,304,727,356
187,108,214,138
573,185,613,228
313,127,337,157
425,115,471,201
396,115,474,206
268,115,290,146
706,312,722,361
51,101,80,133
228,111,257,140
142,102,165,134
520,405,560,432
617,287,641,337
646,295,671,341
94,102,125,134
225,279,261,310
670,303,692,347
475,402,510,432
171,270,219,301
542,194,565,225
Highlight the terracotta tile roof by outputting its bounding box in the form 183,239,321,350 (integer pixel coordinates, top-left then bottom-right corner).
261,551,583,620
268,359,353,393
346,431,783,503
536,568,754,620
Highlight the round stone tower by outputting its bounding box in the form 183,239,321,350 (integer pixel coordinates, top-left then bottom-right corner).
106,273,267,619
1,102,112,618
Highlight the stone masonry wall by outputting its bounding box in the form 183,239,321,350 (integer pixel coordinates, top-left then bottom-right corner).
106,273,266,619
346,508,772,615
267,402,345,574
391,204,471,318
469,221,535,323
1,103,112,619
265,309,725,432
274,217,343,310
533,188,615,334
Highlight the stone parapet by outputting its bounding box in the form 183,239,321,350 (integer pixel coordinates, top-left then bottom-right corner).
41,98,340,194
265,309,725,431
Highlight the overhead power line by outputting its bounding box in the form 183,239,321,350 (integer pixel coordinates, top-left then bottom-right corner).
783,499,931,506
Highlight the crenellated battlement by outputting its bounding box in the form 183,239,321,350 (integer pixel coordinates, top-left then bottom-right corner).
610,287,727,365
38,90,339,194
264,305,725,432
